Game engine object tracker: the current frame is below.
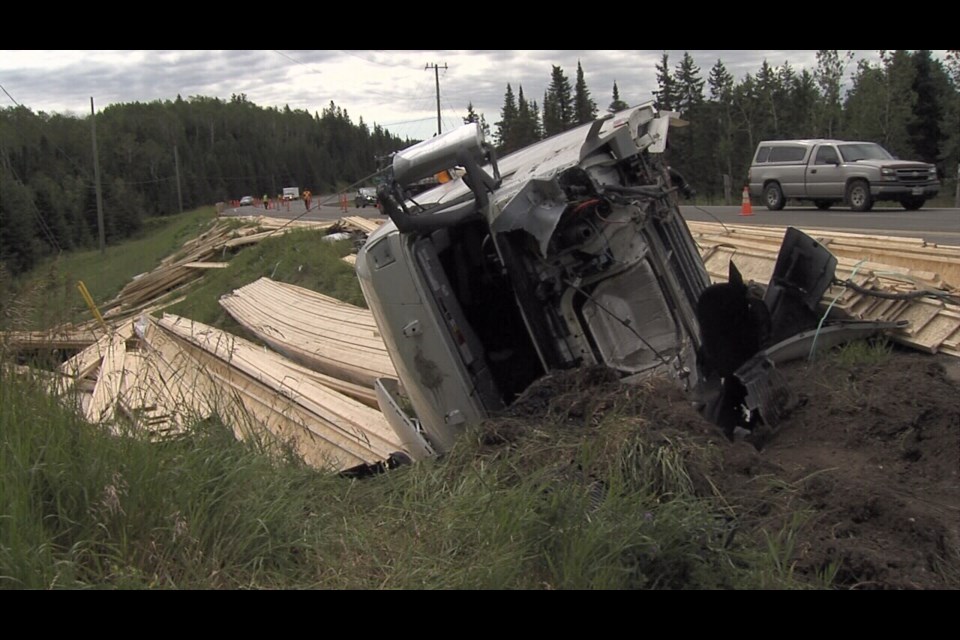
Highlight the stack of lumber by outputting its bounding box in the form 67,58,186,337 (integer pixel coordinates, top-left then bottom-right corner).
52,313,410,471
219,277,396,388
687,222,960,357
687,221,960,289
339,216,384,234
154,315,408,470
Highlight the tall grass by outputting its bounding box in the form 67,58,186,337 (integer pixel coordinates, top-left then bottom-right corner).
2,359,824,589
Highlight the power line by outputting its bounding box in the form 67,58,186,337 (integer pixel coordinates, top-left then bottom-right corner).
0,82,22,107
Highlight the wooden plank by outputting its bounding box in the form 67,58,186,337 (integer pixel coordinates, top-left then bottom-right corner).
85,328,128,424
219,278,396,387
1,328,98,351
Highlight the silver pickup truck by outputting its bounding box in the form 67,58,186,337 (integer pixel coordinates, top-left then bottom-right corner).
747,139,940,212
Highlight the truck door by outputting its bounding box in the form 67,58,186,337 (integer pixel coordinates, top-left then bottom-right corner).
805,145,843,198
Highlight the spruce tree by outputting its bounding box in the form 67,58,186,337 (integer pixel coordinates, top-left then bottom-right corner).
543,66,574,136
573,60,598,125
608,81,629,112
655,53,678,111
495,84,519,153
908,50,945,166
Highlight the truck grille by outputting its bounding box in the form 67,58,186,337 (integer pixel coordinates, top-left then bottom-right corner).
895,168,931,183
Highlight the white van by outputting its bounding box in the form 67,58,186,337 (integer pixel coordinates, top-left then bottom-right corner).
282,187,300,201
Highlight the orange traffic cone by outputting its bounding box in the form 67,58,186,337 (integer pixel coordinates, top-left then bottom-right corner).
740,186,753,216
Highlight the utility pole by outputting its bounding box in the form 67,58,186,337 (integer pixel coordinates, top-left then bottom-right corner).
425,63,447,136
90,97,105,255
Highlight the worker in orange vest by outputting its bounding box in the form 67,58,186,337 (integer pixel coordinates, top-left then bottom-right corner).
303,189,312,212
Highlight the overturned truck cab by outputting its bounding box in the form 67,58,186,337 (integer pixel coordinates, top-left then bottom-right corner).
356,102,896,459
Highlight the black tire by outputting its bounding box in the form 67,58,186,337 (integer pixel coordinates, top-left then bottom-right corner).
901,197,926,211
763,182,786,211
814,200,833,211
846,180,873,212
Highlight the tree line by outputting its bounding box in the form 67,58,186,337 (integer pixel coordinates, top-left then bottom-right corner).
0,95,408,275
3,51,958,277
488,50,959,204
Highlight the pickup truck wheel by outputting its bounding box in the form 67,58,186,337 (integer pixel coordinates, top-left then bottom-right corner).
901,197,926,211
847,180,873,212
763,183,786,210
814,200,832,210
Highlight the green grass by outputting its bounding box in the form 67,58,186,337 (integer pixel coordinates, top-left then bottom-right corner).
0,363,822,589
830,337,894,367
164,227,364,328
1,208,217,332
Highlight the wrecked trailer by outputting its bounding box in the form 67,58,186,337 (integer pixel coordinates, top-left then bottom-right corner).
355,102,895,458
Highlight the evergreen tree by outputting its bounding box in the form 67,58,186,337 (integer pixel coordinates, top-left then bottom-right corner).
843,51,916,156
515,86,541,148
0,168,41,274
755,60,782,136
543,66,574,137
786,69,819,138
573,60,598,125
671,52,706,198
908,50,945,167
814,50,854,137
542,89,557,139
608,81,629,112
495,84,519,153
654,53,678,111
674,52,704,114
464,101,491,139
943,50,960,187
707,59,736,191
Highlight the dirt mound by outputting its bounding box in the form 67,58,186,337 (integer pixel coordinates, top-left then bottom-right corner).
479,351,960,589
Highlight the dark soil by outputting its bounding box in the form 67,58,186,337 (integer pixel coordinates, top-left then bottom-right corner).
480,349,960,589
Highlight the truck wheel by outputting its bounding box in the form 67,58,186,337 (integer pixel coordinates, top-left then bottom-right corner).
901,197,926,211
763,183,786,210
846,180,873,212
814,200,832,210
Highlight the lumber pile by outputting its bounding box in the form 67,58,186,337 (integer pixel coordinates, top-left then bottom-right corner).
154,315,408,470
52,313,411,471
688,222,960,357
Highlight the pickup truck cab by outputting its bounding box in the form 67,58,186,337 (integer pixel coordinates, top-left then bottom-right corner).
747,139,939,212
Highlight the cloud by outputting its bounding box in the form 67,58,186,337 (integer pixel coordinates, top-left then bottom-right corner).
0,49,947,141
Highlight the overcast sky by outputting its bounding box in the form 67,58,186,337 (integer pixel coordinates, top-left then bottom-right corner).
0,50,950,141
